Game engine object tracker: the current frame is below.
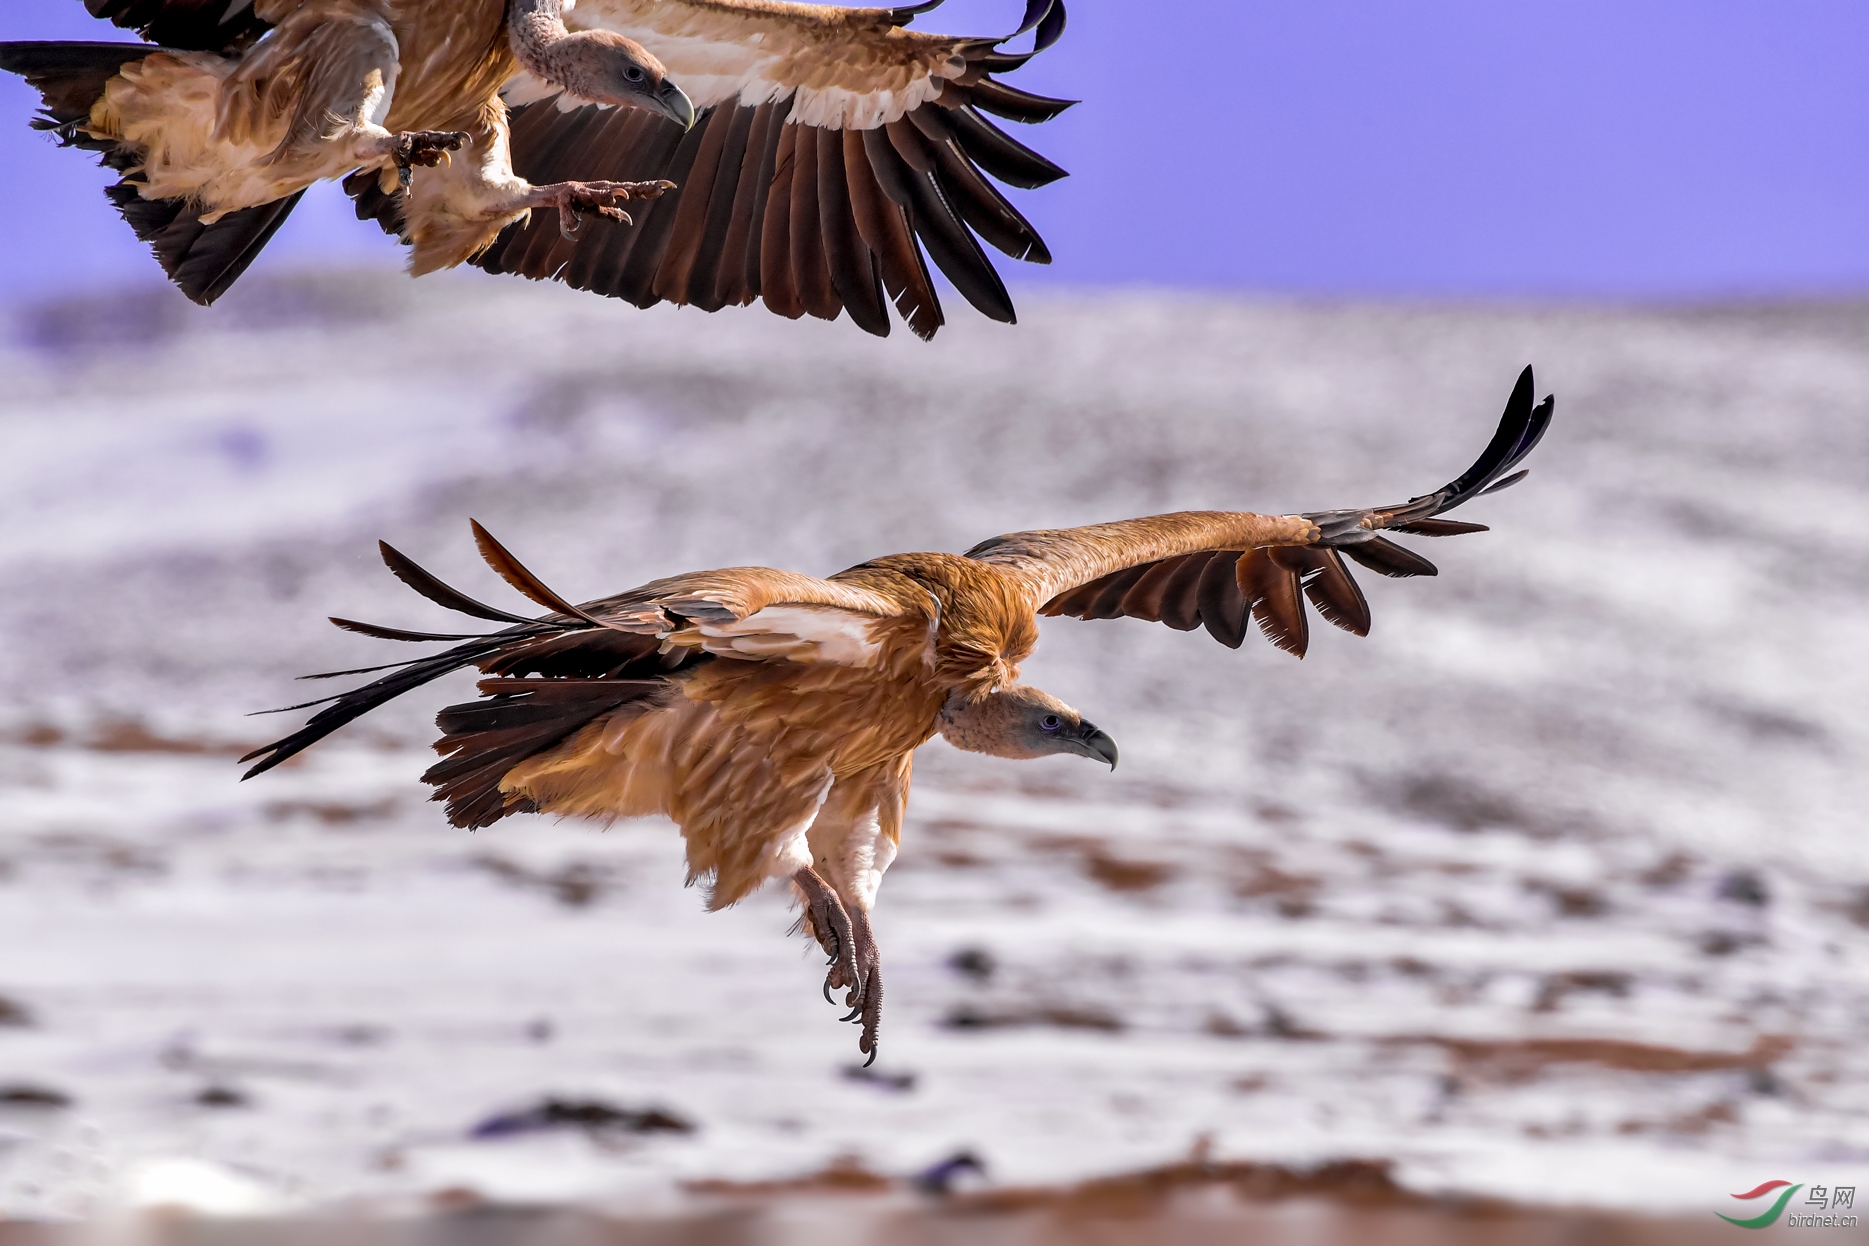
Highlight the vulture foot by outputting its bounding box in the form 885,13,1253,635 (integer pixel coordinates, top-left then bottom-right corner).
842,905,884,1067
794,867,860,1011
533,179,678,240
389,130,469,189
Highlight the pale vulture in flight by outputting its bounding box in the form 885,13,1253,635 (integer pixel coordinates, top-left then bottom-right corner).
0,0,1070,336
243,370,1556,1061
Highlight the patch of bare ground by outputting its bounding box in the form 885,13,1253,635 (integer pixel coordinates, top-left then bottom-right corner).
263,798,399,826
943,1003,1126,1033
686,1153,892,1198
470,854,613,908
0,720,254,757
1413,1034,1791,1080
1031,835,1175,894
1230,850,1320,915
954,1159,1435,1219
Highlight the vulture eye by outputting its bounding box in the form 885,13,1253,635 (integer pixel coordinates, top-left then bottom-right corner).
624,65,646,83
1039,714,1062,732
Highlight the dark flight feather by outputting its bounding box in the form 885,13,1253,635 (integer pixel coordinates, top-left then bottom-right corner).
1244,548,1310,657
715,100,781,306
846,129,943,339
956,78,1076,124
651,102,737,305
946,106,1067,189
759,123,804,318
83,0,270,53
1195,552,1249,649
816,127,889,334
682,103,757,310
1337,536,1440,579
787,122,839,320
1300,549,1371,637
1391,518,1489,537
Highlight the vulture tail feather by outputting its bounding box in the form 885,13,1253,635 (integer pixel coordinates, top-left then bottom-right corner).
103,181,304,305
468,520,621,631
378,540,543,627
327,617,494,643
239,638,514,778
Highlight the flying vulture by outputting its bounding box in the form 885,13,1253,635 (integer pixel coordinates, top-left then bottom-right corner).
241,369,1556,1061
0,0,1071,336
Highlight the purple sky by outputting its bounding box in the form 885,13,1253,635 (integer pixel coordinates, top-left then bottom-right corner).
2,0,1864,300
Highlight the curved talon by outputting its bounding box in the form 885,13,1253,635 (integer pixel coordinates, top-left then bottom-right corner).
793,867,859,1013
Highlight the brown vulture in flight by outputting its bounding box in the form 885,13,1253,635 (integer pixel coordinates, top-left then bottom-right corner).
242,369,1557,1061
0,0,1070,336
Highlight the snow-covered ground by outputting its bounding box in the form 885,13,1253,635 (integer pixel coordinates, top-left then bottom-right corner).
0,272,1865,1222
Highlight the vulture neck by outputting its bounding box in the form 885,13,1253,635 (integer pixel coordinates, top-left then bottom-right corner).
507,0,620,101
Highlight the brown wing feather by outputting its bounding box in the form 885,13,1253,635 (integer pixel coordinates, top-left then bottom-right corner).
650,102,739,304
682,103,758,311
612,112,714,306
759,123,805,318
1247,548,1311,657
787,125,840,320
716,100,783,306
1195,552,1249,649
1303,548,1371,636
856,127,944,337
817,127,890,336
1113,557,1183,623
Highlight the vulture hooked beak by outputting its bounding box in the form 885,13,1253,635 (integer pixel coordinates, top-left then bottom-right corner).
651,79,696,130
1071,722,1120,770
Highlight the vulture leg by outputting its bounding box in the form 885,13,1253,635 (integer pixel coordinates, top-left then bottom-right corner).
841,905,884,1066
497,178,678,241
793,867,861,1011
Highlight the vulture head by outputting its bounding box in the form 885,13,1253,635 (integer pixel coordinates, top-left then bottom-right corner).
937,685,1119,769
509,0,696,129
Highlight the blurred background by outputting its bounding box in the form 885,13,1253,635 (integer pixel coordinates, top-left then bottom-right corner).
0,1,1865,1242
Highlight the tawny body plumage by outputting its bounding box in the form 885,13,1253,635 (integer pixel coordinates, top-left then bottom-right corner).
244,369,1556,1060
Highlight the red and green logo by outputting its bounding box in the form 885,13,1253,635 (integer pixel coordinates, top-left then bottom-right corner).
1719,1181,1800,1228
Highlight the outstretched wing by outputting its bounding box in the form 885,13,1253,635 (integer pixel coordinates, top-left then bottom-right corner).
469,0,1072,339
239,520,922,787
81,0,274,53
980,367,1555,657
